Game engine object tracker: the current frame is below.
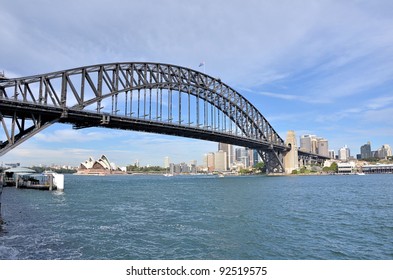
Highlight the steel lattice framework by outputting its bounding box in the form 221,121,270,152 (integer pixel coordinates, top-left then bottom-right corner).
0,62,289,172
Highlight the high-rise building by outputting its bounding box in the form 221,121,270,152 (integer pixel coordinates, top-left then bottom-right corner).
339,145,350,161
235,148,243,162
214,150,227,171
300,134,329,156
328,150,335,159
300,135,315,153
218,143,233,170
378,144,392,159
240,148,250,168
318,139,329,157
251,149,260,167
164,156,170,168
204,152,215,172
360,142,372,159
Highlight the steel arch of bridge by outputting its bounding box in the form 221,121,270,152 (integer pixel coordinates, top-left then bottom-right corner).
0,62,289,172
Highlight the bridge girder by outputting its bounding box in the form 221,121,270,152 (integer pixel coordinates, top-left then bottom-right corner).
0,62,288,172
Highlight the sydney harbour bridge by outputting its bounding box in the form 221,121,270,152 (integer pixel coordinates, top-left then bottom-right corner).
0,62,327,173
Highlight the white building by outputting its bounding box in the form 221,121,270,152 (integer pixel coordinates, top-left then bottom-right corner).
214,150,227,172
164,156,170,169
378,144,392,158
337,161,356,173
339,145,350,161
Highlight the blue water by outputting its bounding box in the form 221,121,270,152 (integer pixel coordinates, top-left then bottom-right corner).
1,174,393,260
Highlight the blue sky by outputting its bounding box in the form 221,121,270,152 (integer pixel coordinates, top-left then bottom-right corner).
1,0,393,167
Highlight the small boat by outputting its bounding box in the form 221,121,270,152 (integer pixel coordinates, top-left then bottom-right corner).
356,172,365,176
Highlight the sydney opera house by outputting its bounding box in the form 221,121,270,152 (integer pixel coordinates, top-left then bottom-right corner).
77,155,126,175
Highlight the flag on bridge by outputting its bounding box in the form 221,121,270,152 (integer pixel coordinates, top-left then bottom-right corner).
199,62,205,67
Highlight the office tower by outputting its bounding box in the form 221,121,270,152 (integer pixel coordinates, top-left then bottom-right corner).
328,150,335,159
339,145,350,161
317,138,329,157
204,152,215,172
378,144,392,158
214,150,227,171
164,156,170,168
235,148,243,162
300,134,329,156
300,135,315,153
218,143,233,170
360,142,372,159
240,148,250,168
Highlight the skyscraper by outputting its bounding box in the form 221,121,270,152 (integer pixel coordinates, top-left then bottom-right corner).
378,144,392,158
300,135,315,153
317,138,329,157
214,150,227,171
360,142,372,159
204,152,215,172
339,145,350,161
300,134,329,156
218,143,233,170
164,156,170,168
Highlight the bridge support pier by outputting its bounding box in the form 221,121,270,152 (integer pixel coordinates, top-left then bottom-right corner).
283,130,299,174
0,174,3,225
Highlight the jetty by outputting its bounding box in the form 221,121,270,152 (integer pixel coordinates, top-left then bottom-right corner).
2,167,64,191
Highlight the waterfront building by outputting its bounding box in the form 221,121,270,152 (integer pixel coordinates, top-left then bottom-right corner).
362,163,393,174
77,155,126,175
214,150,227,172
337,162,355,174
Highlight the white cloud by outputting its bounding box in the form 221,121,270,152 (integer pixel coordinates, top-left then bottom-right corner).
33,128,115,143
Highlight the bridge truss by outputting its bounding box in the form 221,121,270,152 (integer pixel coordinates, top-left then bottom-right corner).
0,62,289,173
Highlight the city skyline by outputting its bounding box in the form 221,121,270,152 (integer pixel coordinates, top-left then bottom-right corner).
1,1,393,167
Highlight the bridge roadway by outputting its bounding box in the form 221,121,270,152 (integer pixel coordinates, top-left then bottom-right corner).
0,98,287,151
0,62,327,173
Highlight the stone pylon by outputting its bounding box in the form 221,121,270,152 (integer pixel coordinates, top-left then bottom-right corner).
284,130,299,174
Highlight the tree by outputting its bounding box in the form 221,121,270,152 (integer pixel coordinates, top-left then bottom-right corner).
253,162,266,174
330,162,338,173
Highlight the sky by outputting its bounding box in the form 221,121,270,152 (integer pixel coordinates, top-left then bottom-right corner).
1,0,393,167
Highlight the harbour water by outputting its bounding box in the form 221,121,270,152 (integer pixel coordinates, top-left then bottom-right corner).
0,174,392,260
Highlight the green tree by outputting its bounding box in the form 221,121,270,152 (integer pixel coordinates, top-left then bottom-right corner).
254,162,265,173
